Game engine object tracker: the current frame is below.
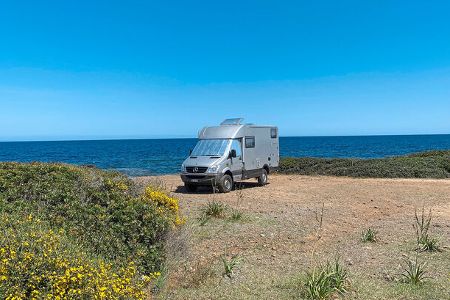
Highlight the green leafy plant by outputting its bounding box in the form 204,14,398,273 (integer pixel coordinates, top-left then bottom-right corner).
304,258,348,299
361,228,378,243
0,162,180,298
222,255,241,279
401,255,427,285
413,207,440,252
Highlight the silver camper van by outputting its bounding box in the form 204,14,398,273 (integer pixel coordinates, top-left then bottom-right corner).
180,118,279,193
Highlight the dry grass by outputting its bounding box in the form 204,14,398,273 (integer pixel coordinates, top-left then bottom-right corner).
137,174,450,300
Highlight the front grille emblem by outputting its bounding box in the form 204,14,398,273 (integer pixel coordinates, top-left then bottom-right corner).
193,167,199,173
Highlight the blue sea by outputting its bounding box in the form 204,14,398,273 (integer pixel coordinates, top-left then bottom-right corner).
1,135,449,176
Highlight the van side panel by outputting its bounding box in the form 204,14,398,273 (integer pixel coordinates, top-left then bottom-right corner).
242,126,279,173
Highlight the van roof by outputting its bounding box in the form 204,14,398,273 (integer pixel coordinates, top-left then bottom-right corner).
198,119,277,139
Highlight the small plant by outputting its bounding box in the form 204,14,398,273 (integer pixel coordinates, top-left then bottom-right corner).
230,209,243,221
304,258,348,300
188,260,216,287
361,228,378,243
401,255,427,285
222,255,241,279
419,237,440,252
197,213,211,226
413,207,440,252
202,200,227,218
314,203,325,240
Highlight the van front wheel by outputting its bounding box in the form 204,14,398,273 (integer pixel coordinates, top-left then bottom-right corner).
218,174,233,193
258,169,268,186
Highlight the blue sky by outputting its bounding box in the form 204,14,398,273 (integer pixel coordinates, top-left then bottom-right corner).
1,1,450,141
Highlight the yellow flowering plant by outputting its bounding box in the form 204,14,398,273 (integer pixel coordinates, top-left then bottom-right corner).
0,214,159,300
142,187,185,226
0,163,184,299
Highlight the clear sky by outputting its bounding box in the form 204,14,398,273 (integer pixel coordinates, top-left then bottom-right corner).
1,1,450,141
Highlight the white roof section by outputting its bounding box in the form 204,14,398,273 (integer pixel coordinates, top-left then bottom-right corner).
198,118,276,139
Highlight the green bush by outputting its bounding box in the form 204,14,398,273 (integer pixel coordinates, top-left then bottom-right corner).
0,162,181,277
279,150,450,178
0,212,157,299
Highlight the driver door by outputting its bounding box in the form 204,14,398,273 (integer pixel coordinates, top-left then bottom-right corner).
229,139,243,180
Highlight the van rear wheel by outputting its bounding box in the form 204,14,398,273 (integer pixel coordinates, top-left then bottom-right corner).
258,169,268,186
218,174,233,193
185,184,197,193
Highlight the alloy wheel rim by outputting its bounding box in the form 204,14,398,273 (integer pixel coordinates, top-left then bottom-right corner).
225,179,231,190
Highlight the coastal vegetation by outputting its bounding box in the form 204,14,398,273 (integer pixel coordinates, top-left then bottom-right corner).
0,162,182,299
279,150,450,178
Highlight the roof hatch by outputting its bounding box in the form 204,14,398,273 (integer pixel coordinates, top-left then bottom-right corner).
220,118,244,125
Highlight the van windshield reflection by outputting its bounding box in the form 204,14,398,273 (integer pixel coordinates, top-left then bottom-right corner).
191,139,230,156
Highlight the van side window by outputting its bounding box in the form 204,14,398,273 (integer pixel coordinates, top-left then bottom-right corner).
245,136,255,148
231,139,242,159
271,128,277,138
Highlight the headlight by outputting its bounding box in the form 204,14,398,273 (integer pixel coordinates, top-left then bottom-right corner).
181,164,186,172
206,165,219,173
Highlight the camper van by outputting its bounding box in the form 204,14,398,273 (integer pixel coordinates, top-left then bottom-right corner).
180,118,279,193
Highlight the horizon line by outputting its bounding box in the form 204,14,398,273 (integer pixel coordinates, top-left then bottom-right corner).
1,132,450,143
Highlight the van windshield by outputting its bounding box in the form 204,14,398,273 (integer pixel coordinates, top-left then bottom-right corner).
191,139,230,156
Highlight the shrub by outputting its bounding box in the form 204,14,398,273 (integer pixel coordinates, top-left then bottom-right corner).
278,150,450,178
0,213,159,299
0,162,182,298
361,228,378,243
142,186,185,226
303,258,348,300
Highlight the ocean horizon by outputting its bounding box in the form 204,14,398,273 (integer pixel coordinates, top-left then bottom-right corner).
1,134,450,176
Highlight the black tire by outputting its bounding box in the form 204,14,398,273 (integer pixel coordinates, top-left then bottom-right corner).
185,184,198,193
218,174,233,193
258,169,268,186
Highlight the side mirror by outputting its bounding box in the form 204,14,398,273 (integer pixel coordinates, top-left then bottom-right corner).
229,149,237,158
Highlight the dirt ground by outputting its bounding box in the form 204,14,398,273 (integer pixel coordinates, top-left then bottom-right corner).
136,174,450,300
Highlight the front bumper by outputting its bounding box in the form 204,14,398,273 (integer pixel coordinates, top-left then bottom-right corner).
180,173,222,186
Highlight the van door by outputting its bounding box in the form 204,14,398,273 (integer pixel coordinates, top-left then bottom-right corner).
229,139,243,180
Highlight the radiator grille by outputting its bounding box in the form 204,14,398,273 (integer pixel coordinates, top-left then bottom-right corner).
186,166,208,173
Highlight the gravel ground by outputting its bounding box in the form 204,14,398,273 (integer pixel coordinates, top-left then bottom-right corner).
135,174,450,300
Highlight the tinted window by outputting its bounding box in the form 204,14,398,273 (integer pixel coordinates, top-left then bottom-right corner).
245,136,255,148
271,128,278,138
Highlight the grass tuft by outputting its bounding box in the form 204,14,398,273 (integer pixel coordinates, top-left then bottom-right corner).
230,209,243,221
303,258,349,300
222,255,241,279
401,255,427,285
361,228,378,243
413,207,440,252
202,200,227,218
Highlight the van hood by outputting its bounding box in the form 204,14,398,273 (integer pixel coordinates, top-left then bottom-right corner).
183,156,224,167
